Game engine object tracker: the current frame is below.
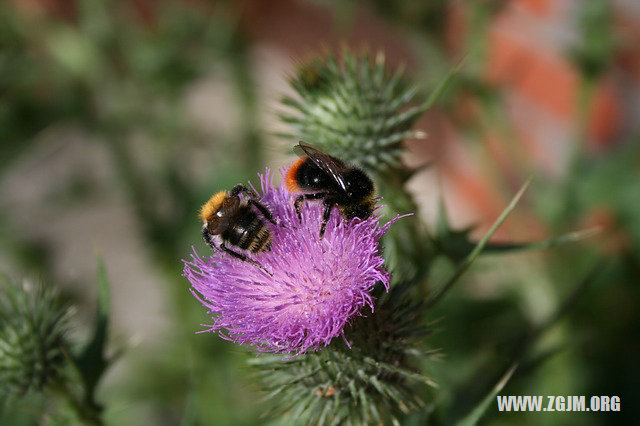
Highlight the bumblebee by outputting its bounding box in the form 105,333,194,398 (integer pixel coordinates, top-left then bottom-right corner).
285,141,375,238
200,184,276,274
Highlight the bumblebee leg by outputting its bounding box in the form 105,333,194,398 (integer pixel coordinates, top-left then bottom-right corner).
319,201,335,239
294,195,305,222
220,243,272,276
231,184,278,226
202,226,216,250
295,193,328,222
248,199,277,226
230,184,255,198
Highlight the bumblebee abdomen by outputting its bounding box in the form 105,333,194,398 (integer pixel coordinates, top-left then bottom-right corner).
248,226,271,253
287,159,337,192
344,168,374,199
222,206,271,253
340,198,375,220
285,158,306,192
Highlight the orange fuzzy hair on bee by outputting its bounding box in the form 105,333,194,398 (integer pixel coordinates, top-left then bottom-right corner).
285,158,305,192
199,191,227,222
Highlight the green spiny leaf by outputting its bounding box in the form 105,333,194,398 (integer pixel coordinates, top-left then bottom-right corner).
482,227,601,254
427,178,532,308
422,57,465,112
73,257,112,413
455,364,517,426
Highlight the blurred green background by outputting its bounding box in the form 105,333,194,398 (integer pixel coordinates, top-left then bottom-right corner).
1,0,638,424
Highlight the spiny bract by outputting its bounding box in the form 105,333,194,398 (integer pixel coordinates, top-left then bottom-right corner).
279,50,426,174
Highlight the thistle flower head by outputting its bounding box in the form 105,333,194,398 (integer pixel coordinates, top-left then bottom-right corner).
280,49,425,173
183,169,399,355
0,280,72,397
251,281,435,425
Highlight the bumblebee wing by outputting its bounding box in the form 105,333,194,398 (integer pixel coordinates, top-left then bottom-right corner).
294,141,348,192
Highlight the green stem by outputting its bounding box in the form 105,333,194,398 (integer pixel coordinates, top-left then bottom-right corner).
229,33,263,172
555,75,596,228
53,379,103,426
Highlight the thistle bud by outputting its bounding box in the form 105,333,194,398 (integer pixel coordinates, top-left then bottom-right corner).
0,280,72,397
280,50,425,173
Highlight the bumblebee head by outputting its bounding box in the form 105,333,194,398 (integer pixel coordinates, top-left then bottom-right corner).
200,191,228,223
200,191,242,235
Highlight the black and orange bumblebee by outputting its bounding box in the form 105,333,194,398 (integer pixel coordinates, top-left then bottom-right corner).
200,184,275,274
285,141,375,238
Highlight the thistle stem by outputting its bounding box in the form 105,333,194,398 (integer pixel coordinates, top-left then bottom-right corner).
53,379,104,426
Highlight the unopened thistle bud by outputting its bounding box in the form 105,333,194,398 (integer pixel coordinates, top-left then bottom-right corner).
0,280,72,397
280,50,425,174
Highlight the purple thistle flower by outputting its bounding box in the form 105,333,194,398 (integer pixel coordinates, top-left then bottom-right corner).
183,168,401,355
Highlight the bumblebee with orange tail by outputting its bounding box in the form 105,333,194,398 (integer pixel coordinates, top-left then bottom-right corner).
200,184,276,275
285,141,375,238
